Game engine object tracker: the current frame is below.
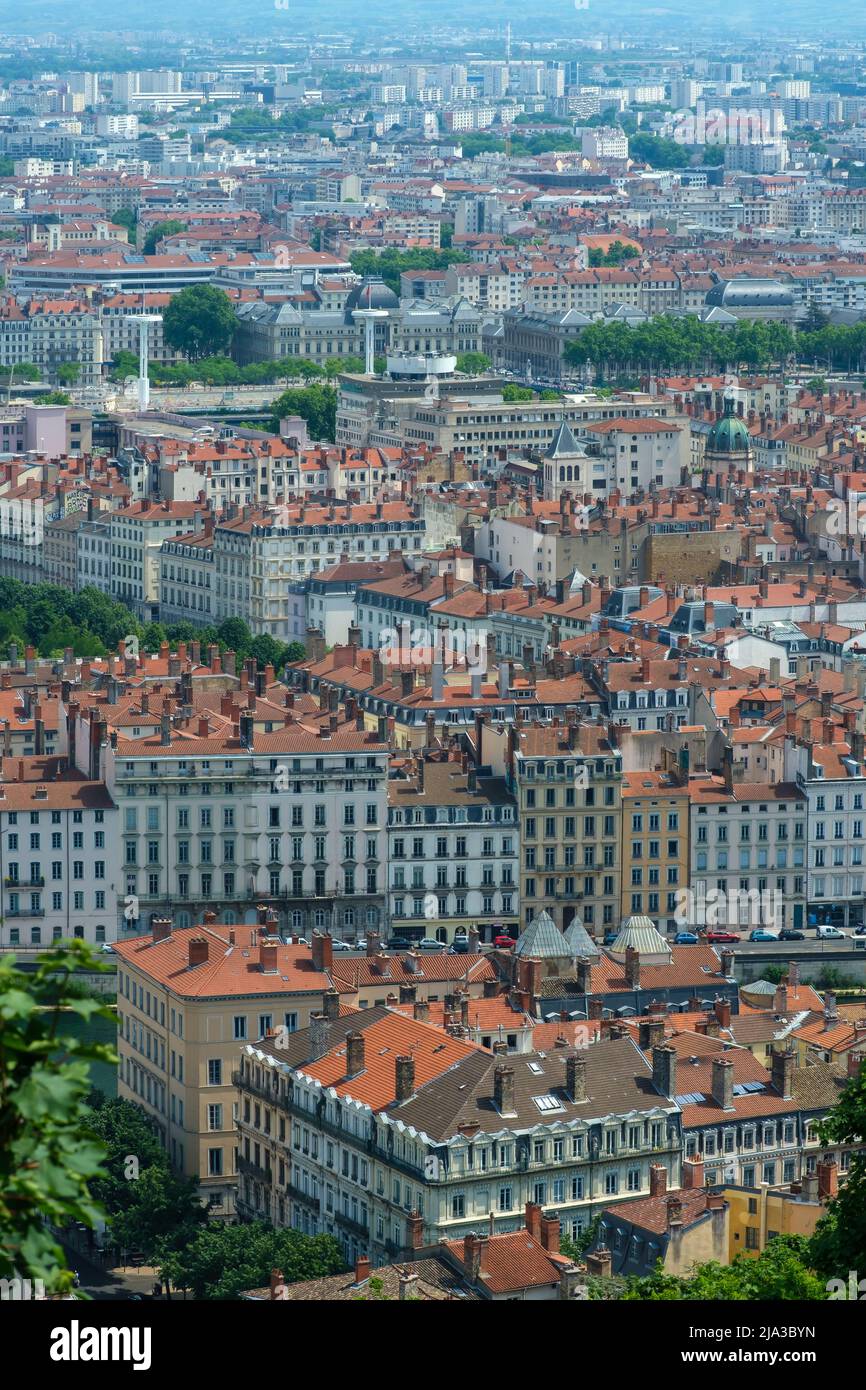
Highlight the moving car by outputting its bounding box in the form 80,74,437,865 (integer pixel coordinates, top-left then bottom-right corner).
673,931,699,944
386,938,413,952
816,925,847,939
779,929,805,941
418,938,444,951
329,939,352,952
449,938,469,954
705,930,740,944
749,929,778,942
493,934,515,949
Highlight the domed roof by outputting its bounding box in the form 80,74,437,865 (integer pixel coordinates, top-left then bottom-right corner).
514,909,571,960
608,914,671,963
345,277,399,312
705,398,752,455
705,277,794,309
563,914,599,959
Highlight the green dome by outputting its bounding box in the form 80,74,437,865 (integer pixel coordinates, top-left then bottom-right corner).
705,399,751,455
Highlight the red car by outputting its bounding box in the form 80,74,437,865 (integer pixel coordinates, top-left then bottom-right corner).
705,930,740,944
493,934,516,949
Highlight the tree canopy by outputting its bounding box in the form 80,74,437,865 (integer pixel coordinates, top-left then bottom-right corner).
163,284,237,361
158,1220,345,1299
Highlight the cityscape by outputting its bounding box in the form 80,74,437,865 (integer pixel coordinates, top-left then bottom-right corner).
0,0,865,1347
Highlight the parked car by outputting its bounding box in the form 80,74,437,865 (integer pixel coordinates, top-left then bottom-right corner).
329,939,352,952
705,930,741,944
449,938,469,954
673,931,699,944
418,938,444,951
602,930,619,946
779,929,805,941
816,925,847,939
98,943,116,954
493,934,515,949
749,929,779,942
853,926,866,937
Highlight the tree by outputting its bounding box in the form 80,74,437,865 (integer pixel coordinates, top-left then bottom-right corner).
163,284,237,361
271,385,337,443
620,1237,826,1300
455,352,491,374
809,1059,866,1280
158,1220,345,1299
216,616,253,654
143,219,187,255
33,391,72,406
0,361,40,383
111,207,137,239
56,362,81,386
110,350,140,381
0,943,115,1289
502,383,535,401
285,641,306,664
803,303,831,334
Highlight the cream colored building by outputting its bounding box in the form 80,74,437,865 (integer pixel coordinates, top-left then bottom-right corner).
113,912,335,1215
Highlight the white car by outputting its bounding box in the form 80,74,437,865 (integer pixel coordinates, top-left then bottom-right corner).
816,925,847,939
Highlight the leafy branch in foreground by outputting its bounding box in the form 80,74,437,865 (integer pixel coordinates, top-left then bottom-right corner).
0,943,116,1289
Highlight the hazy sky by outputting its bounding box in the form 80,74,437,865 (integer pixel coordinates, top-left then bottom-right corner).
2,0,865,41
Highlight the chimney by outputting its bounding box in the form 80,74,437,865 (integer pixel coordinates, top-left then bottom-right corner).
354,1256,371,1285
649,1164,667,1197
711,1056,734,1111
540,1214,560,1255
624,945,641,989
817,1158,838,1200
565,1052,587,1103
525,1202,543,1242
682,1156,705,1189
463,1233,488,1283
151,916,173,943
652,1044,677,1099
322,988,340,1020
771,1047,795,1100
493,1064,516,1116
188,936,209,967
259,942,278,974
406,1210,424,1250
714,998,731,1028
666,1195,684,1228
639,1017,665,1051
395,1054,415,1103
346,1031,365,1078
269,1269,284,1300
311,931,334,973
584,1248,612,1278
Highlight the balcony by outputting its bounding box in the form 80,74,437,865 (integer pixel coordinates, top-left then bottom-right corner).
286,1183,320,1213
335,1209,370,1241
5,876,44,888
237,1154,273,1185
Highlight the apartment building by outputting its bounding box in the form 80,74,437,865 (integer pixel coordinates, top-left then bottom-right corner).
782,732,865,930
77,704,390,942
0,763,119,950
481,719,622,935
0,297,103,387
688,770,808,933
113,914,335,1216
212,500,425,641
235,1015,681,1265
620,769,690,935
109,499,207,621
386,752,519,945
158,526,215,627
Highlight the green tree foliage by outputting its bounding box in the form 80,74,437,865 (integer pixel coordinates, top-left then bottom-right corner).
33,391,72,406
629,133,692,168
620,1237,827,1300
502,383,535,401
56,362,81,386
455,352,491,374
110,207,137,238
0,361,40,383
809,1059,866,1281
349,246,464,294
563,315,801,380
271,384,337,442
110,350,140,381
159,1220,345,1299
0,943,115,1288
163,284,237,361
587,240,640,268
86,1096,206,1263
143,219,187,255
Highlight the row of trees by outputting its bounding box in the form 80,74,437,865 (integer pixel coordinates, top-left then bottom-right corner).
562,313,866,380
111,352,370,388
0,577,304,670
